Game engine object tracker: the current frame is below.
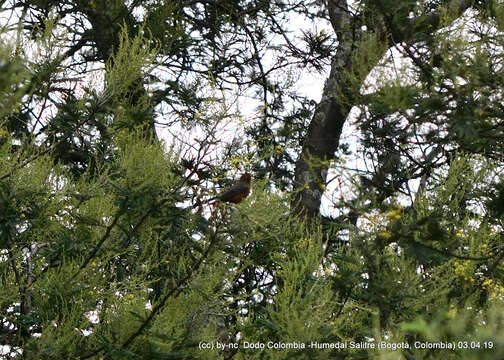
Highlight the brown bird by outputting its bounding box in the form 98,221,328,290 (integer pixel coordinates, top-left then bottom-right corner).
194,173,251,207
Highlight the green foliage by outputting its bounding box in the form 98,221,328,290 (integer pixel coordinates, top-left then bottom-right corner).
106,25,158,109
400,303,504,360
0,50,27,121
2,1,504,359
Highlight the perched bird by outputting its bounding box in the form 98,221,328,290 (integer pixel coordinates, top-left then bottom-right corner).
194,173,251,207
217,172,251,203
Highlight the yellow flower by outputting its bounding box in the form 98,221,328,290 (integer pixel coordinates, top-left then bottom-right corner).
231,157,242,169
474,108,486,117
386,207,403,221
378,231,392,239
296,238,310,249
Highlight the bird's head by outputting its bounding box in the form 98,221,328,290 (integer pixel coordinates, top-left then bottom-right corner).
240,173,251,184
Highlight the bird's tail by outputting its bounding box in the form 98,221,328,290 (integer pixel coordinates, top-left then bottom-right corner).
193,197,218,208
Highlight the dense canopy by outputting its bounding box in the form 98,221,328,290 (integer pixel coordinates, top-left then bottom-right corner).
1,0,504,359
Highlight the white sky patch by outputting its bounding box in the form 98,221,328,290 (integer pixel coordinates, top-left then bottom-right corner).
86,310,100,324
81,328,93,337
0,345,22,357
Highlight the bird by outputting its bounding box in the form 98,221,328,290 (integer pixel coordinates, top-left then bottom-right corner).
194,173,251,207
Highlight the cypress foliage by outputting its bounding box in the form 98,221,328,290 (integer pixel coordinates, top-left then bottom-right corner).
1,1,504,359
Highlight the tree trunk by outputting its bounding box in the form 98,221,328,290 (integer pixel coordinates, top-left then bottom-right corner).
292,0,477,218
